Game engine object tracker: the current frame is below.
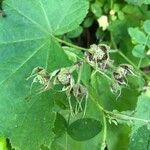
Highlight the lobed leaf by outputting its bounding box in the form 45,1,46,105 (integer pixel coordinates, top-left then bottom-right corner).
0,0,89,149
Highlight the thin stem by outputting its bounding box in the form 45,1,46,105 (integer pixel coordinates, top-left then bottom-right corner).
65,132,68,150
117,51,137,68
101,113,107,150
53,36,119,53
105,111,150,124
97,70,112,81
77,62,83,84
89,94,150,124
137,58,143,69
53,36,89,51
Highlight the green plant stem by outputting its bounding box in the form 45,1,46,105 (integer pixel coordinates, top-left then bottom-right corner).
53,36,119,53
137,58,143,69
101,113,107,150
89,94,150,124
97,70,112,81
65,132,68,150
77,62,83,84
53,36,89,51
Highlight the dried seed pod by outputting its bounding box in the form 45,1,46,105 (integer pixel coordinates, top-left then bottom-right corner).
93,44,110,61
119,64,134,75
110,81,122,99
57,69,72,85
85,44,111,70
27,67,51,92
72,84,88,98
113,64,135,85
51,63,80,87
113,71,126,85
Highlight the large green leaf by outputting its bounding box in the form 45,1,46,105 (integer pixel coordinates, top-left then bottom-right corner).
0,0,89,149
129,94,150,150
129,125,150,150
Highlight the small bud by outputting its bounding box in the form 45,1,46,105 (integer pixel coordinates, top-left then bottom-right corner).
109,10,115,16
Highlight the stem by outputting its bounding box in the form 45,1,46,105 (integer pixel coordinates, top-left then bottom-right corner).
77,62,83,84
53,36,89,51
97,70,112,81
101,113,107,150
137,58,143,69
65,132,68,150
53,36,119,53
89,94,150,124
105,111,150,124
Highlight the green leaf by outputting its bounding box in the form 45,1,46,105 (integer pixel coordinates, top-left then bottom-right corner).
83,16,94,28
143,20,150,35
53,113,68,137
0,0,89,149
125,0,150,6
51,99,104,150
67,118,102,141
128,28,147,44
0,137,7,150
132,44,145,58
2,0,89,35
129,94,150,150
91,1,102,18
129,125,150,150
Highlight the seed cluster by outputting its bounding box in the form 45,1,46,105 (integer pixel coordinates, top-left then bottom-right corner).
27,63,88,116
84,44,135,98
27,44,136,115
